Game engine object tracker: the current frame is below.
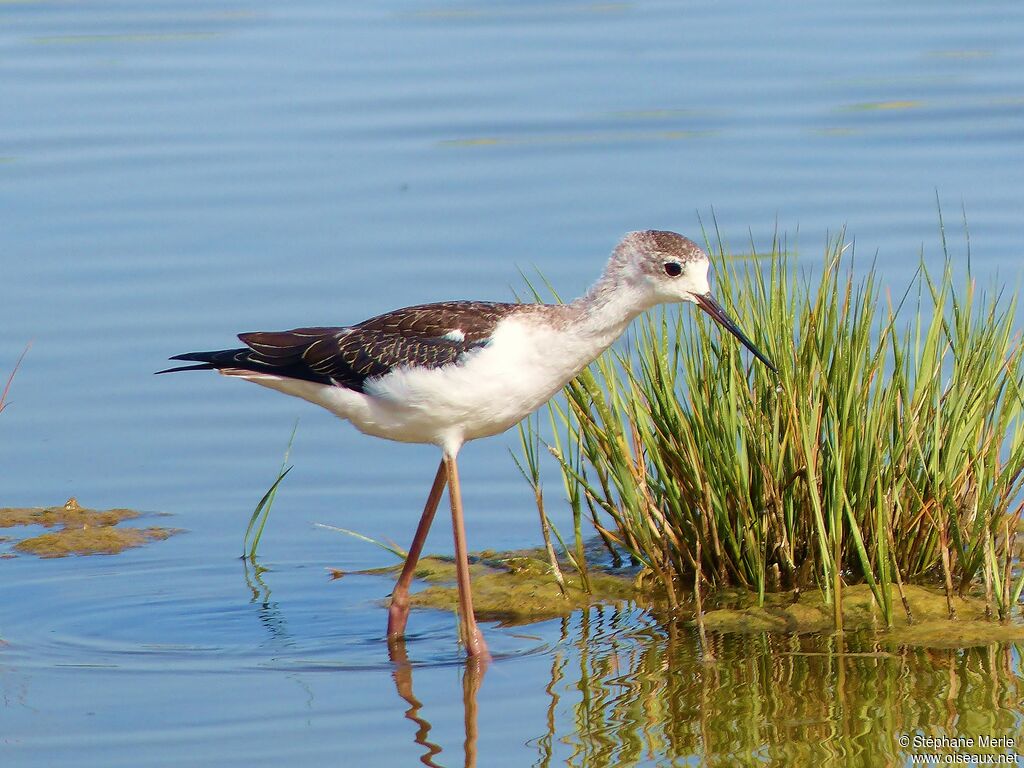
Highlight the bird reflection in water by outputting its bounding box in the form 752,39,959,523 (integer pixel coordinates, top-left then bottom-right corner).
389,638,484,768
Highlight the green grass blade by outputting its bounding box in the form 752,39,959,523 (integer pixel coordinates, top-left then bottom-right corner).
244,420,299,559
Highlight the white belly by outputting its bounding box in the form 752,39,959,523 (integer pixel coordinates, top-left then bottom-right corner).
231,314,616,455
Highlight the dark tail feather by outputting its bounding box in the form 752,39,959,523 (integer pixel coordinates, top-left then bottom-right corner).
156,349,241,375
155,362,216,375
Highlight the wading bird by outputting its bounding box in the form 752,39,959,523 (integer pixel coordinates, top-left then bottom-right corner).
159,230,776,659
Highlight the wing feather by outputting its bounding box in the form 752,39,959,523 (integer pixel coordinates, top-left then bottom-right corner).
162,302,518,392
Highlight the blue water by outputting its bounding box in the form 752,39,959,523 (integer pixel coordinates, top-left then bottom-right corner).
2,1,1024,766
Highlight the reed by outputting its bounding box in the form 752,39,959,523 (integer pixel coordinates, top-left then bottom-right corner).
0,344,30,417
530,231,1024,624
243,419,298,560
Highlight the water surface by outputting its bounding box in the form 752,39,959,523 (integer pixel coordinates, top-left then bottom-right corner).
2,1,1024,765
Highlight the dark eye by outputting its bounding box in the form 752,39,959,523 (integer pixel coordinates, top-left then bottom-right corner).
663,262,682,277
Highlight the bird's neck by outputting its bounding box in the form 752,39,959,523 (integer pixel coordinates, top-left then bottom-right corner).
560,271,655,350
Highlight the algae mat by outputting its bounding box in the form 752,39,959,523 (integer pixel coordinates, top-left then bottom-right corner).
699,584,1024,646
0,497,178,558
358,551,1024,645
338,551,638,625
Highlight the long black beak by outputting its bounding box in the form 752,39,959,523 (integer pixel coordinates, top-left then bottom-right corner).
694,293,777,375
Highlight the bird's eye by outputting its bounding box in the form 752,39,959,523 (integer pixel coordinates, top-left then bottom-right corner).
663,262,682,277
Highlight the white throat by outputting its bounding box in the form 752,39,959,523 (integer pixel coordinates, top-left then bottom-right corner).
563,264,660,350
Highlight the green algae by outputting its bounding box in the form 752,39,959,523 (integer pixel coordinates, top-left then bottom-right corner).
698,584,1024,646
368,550,638,625
15,526,175,558
0,498,178,558
368,548,1024,645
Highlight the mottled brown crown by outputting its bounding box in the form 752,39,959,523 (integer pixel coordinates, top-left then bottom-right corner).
623,230,705,262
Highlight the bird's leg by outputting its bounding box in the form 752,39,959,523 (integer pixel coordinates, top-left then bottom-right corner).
462,656,485,767
444,454,490,659
388,459,447,642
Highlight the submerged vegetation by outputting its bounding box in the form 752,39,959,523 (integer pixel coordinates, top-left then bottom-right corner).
369,547,1024,643
0,498,177,557
527,229,1024,627
394,551,635,624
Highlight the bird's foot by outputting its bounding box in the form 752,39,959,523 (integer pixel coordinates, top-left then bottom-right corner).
464,626,491,662
387,598,410,640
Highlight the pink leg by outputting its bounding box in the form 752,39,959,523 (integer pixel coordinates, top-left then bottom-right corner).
445,454,490,659
388,459,447,641
462,656,485,765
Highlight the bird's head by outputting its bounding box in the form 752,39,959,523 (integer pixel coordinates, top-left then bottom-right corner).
615,230,777,374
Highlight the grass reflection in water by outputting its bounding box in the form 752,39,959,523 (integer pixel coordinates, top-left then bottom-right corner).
391,605,1022,767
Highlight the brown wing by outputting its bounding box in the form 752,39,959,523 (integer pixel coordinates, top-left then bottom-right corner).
353,301,516,343
160,302,515,392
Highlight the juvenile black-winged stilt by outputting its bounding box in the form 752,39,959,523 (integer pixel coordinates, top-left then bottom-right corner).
159,230,776,659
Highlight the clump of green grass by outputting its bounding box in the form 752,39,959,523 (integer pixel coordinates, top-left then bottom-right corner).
532,230,1024,626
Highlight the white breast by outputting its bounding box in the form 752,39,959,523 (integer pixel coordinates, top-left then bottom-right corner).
230,313,624,455
362,316,603,448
